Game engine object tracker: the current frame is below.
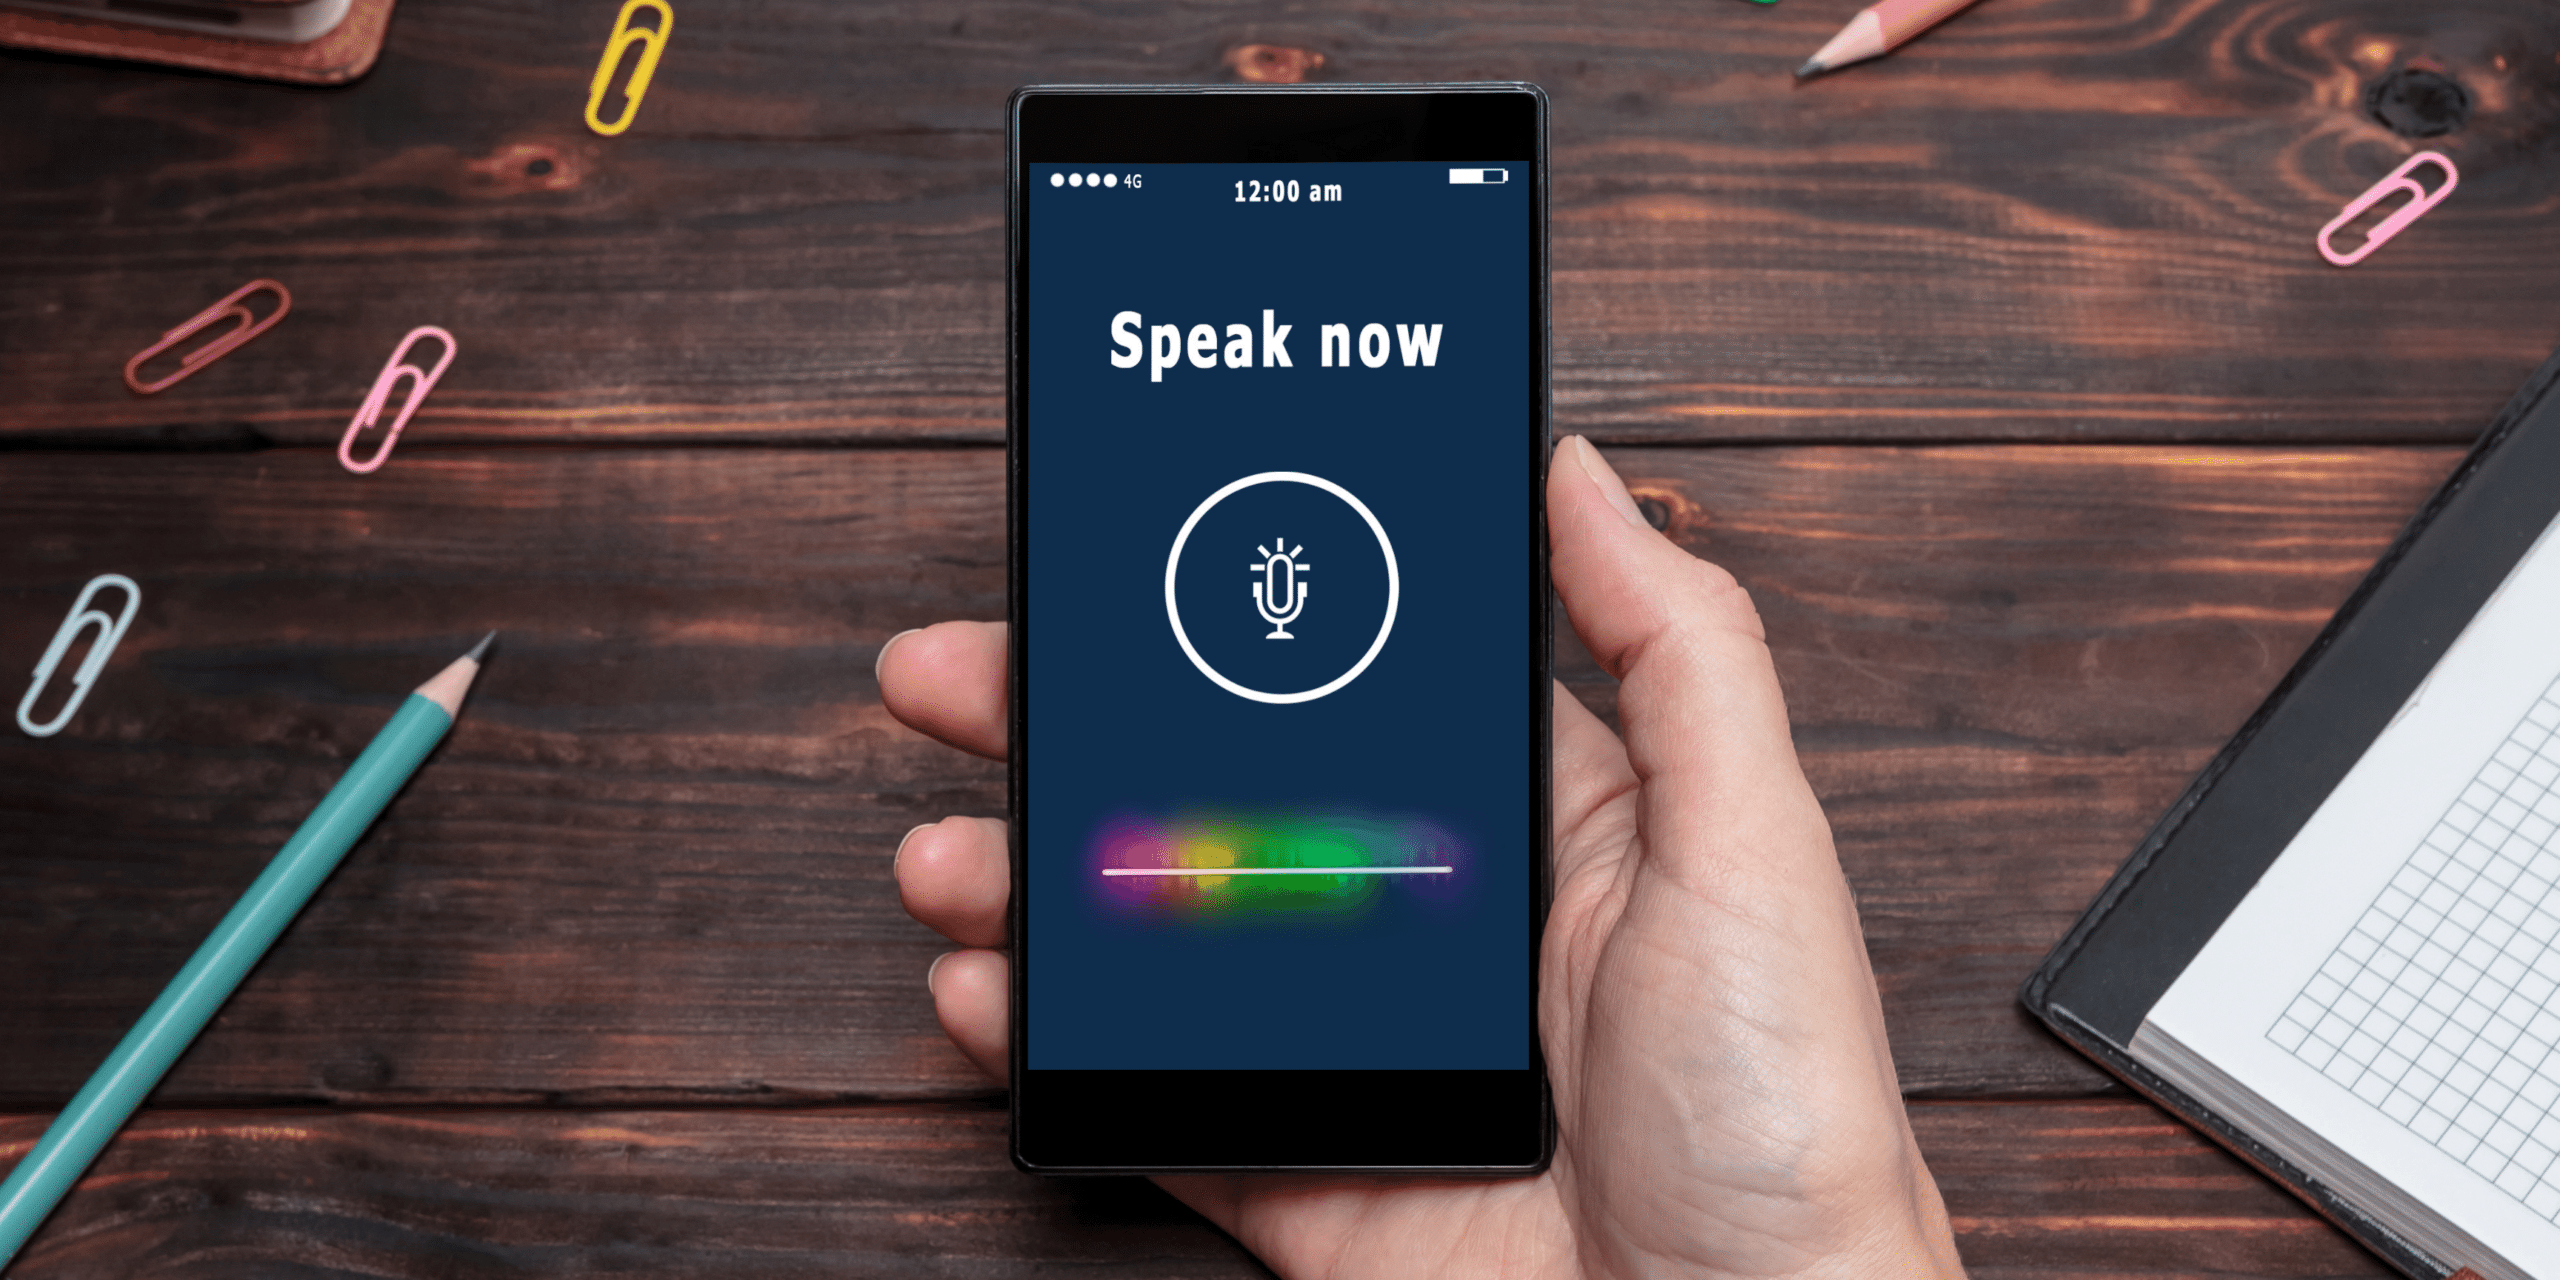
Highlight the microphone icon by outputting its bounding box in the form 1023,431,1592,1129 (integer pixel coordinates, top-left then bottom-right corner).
1251,537,1311,639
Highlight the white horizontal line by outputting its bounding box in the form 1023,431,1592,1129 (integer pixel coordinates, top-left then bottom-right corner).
1101,866,1453,877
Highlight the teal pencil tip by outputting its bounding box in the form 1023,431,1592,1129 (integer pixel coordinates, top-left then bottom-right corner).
465,631,497,664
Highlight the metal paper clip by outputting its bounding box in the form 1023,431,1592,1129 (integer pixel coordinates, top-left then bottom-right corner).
340,326,457,474
2319,151,2458,267
123,279,292,395
17,574,141,738
585,0,673,136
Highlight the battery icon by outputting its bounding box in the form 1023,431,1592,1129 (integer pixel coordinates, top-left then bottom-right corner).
1448,168,1509,184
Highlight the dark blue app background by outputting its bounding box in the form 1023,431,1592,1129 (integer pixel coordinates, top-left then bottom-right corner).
1026,161,1534,1069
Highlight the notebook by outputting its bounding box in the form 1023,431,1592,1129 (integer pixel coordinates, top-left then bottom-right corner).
1,0,351,43
0,0,391,84
2025,345,2560,1280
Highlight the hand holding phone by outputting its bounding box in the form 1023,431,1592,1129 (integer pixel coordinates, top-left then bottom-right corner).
880,437,1966,1277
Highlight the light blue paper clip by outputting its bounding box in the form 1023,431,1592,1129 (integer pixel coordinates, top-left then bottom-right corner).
17,574,141,738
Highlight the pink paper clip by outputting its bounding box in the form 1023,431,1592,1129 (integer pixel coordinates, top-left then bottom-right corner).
122,278,292,395
2319,151,2458,267
339,326,457,474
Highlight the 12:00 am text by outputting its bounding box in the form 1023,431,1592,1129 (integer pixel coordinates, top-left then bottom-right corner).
1236,180,1342,203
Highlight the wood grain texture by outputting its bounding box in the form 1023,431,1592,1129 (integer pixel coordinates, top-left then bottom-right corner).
1621,443,2464,1096
2,0,2555,449
0,1099,2392,1278
0,443,2456,1107
1,449,1001,1109
13,4,2556,1263
1920,1101,2392,1278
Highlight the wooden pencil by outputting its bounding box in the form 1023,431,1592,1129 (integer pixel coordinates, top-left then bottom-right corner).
0,634,495,1268
1797,0,1991,78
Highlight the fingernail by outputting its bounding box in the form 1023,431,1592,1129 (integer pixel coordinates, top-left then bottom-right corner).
1570,436,1652,530
875,628,923,682
927,951,950,993
893,822,933,875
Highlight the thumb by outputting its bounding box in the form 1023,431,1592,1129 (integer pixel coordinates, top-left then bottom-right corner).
1547,436,1827,882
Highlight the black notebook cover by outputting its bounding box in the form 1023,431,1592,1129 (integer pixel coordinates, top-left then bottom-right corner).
2021,345,2560,1280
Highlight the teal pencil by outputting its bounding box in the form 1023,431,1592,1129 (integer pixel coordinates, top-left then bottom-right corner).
0,633,494,1270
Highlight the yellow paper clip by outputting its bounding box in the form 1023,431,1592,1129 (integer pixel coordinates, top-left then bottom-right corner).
17,574,141,738
585,0,673,136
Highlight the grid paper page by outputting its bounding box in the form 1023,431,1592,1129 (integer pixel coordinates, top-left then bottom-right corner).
2271,673,2560,1219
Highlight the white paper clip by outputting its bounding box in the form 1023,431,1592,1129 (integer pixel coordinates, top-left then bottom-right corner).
17,573,141,738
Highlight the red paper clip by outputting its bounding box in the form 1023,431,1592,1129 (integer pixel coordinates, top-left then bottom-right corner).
340,326,457,474
122,279,291,395
2319,151,2458,267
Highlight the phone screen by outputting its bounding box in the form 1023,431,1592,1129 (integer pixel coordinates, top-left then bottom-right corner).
1009,89,1549,1170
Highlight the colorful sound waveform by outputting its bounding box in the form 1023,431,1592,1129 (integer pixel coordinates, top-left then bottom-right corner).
1091,810,1468,918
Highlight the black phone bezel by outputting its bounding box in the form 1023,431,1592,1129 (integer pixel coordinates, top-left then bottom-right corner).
1003,83,1554,1175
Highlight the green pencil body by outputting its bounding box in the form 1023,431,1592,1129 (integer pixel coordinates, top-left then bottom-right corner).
0,681,465,1270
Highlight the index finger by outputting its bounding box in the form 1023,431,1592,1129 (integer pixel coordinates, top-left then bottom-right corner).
878,620,1008,760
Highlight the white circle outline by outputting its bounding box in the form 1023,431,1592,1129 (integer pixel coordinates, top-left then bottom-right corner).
1164,472,1399,705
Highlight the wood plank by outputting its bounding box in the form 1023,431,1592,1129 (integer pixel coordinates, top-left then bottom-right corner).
3,0,2554,448
0,1099,2390,1277
1600,444,2467,1095
0,450,1002,1108
0,445,2455,1105
0,1103,1256,1280
1921,1100,2391,1278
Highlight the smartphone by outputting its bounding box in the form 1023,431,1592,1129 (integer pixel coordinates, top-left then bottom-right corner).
1005,84,1551,1173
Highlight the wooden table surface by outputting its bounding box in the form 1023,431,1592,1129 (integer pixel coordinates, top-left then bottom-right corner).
5,0,2558,1275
